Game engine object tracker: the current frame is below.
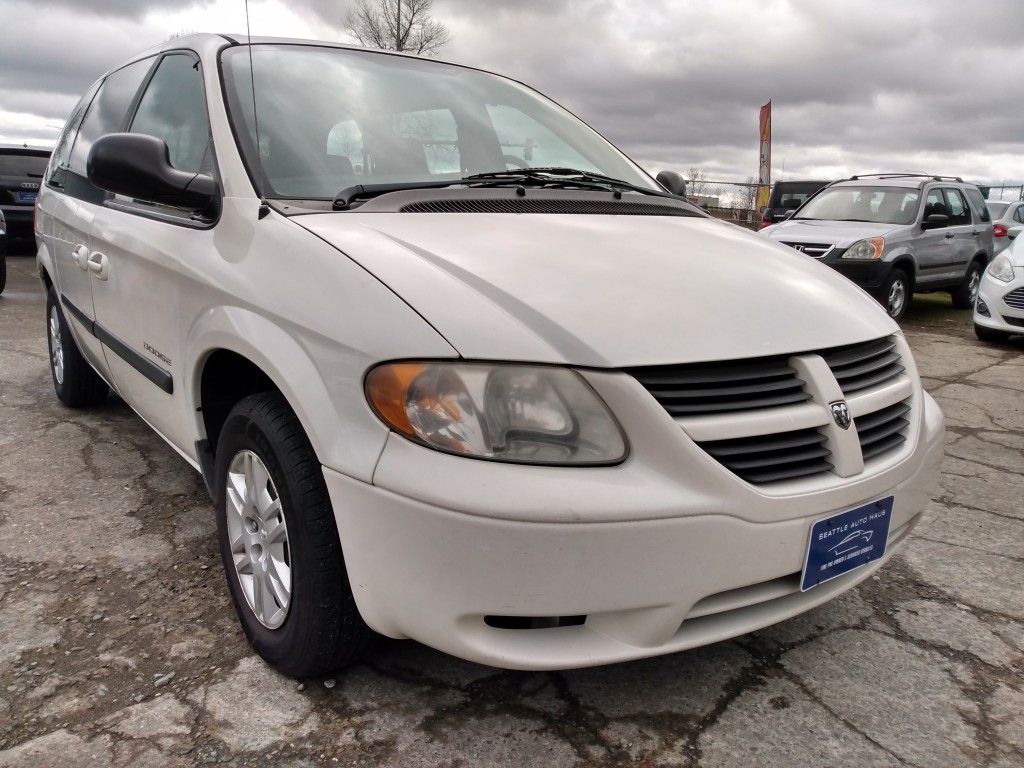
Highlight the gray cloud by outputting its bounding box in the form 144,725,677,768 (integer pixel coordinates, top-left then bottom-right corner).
3,0,1023,183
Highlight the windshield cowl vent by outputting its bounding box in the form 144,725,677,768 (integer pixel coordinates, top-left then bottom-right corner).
397,197,697,216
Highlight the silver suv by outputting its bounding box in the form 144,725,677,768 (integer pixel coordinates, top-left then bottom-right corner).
761,174,994,320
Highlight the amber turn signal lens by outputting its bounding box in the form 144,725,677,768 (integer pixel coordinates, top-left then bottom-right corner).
365,363,426,437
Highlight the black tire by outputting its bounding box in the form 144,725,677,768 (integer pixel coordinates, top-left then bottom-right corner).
215,392,376,678
0,256,6,295
46,287,109,407
951,260,984,309
974,323,1010,343
876,269,911,321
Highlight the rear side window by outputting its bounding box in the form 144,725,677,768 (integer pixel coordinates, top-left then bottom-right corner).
69,57,155,176
943,188,971,226
130,53,211,174
962,186,991,223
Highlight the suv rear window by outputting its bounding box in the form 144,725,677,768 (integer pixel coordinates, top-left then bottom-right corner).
0,154,49,176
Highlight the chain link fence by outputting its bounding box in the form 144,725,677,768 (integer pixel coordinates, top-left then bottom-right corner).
983,184,1024,202
683,180,761,230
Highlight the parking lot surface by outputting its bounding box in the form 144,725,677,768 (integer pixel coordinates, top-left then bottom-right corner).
1,252,1022,767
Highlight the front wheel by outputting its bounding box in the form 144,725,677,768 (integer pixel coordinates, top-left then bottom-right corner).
877,269,911,321
215,392,376,678
951,260,983,309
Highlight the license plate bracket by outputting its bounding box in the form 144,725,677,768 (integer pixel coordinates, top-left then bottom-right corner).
801,496,894,591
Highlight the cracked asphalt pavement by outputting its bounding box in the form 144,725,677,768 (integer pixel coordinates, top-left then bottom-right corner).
1,252,1023,767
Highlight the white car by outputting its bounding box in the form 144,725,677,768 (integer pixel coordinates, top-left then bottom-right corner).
986,199,1024,255
974,234,1024,342
35,34,945,678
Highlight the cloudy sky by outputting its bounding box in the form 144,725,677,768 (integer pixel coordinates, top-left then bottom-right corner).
2,0,1023,188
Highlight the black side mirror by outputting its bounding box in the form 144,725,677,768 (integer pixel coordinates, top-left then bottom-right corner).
921,213,949,230
656,170,687,198
87,133,218,212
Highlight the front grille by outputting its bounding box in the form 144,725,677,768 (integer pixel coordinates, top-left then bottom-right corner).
780,241,834,258
629,335,914,486
698,428,832,484
625,357,809,416
819,337,905,394
857,401,910,459
398,198,699,216
1003,287,1024,310
1003,315,1024,328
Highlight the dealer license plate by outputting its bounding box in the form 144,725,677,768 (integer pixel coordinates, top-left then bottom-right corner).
18,191,36,203
801,496,893,591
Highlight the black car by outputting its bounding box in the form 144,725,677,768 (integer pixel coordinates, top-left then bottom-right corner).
0,209,7,294
759,179,831,229
0,146,51,249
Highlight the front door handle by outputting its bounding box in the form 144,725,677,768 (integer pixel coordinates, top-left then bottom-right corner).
72,244,90,269
87,251,109,281
945,232,955,239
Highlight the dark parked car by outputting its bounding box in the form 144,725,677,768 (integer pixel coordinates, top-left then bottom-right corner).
0,209,7,295
759,179,832,228
0,145,51,249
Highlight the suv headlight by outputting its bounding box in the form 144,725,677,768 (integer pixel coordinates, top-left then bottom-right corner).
987,255,1014,283
365,362,627,465
842,237,885,260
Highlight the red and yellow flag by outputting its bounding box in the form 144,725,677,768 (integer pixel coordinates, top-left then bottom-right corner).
756,101,771,210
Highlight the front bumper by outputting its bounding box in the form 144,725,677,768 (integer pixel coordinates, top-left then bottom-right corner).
821,253,889,291
974,270,1024,335
323,366,945,670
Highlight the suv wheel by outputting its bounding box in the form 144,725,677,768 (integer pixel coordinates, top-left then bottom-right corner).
46,287,110,407
0,255,6,295
951,260,983,309
215,392,377,678
878,269,911,321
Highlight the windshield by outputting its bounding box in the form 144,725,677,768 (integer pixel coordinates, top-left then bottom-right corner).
221,45,658,199
794,186,920,225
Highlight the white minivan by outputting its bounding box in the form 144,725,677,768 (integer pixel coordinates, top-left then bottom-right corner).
36,34,944,678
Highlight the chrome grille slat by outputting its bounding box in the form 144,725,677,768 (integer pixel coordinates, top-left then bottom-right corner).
1003,287,1024,310
820,338,905,394
628,357,808,415
857,402,910,460
627,336,911,485
699,428,832,483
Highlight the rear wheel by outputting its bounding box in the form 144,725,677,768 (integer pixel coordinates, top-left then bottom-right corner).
46,287,109,407
877,269,911,321
215,392,376,678
974,323,1010,343
951,260,983,309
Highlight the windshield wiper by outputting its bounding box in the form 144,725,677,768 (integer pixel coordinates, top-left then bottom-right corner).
464,167,675,199
333,167,687,210
333,180,463,209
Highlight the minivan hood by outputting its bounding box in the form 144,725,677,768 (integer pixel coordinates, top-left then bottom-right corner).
762,218,902,247
296,212,896,367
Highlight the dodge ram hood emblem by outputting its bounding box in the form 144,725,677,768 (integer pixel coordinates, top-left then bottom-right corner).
830,400,852,430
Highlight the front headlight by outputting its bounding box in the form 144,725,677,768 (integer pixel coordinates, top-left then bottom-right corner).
842,237,885,260
365,362,627,465
987,255,1014,283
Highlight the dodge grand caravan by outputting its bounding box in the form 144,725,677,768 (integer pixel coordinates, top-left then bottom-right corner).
35,35,944,678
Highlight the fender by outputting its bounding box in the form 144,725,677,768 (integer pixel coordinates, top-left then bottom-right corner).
185,305,454,483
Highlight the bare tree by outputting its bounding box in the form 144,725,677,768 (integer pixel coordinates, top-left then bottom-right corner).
685,167,708,198
344,0,452,57
740,175,758,211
